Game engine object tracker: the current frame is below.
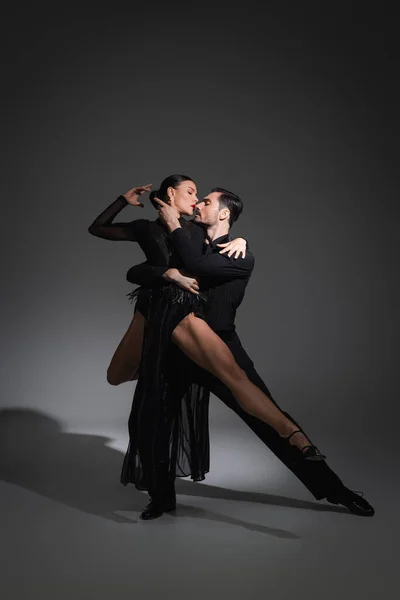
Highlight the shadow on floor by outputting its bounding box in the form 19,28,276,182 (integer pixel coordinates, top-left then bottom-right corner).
0,408,347,537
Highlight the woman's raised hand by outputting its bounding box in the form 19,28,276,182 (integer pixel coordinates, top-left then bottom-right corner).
123,184,152,207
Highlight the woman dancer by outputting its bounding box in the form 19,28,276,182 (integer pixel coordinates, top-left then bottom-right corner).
88,175,325,517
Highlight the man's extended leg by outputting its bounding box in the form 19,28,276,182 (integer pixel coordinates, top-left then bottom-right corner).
204,332,374,515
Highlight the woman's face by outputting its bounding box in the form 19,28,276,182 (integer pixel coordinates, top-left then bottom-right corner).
168,180,198,215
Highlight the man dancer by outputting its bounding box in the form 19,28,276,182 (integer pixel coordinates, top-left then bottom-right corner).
125,188,374,519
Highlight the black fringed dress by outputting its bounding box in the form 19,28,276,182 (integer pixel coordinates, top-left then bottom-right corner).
88,196,210,495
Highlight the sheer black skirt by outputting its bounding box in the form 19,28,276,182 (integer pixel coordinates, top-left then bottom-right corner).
120,284,210,494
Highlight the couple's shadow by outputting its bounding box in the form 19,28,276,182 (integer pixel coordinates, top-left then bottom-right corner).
0,408,345,538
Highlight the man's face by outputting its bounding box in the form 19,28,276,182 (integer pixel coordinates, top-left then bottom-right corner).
193,192,224,226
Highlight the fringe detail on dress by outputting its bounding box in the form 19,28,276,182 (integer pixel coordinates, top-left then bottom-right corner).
126,286,147,304
127,284,208,310
120,282,210,491
158,284,208,309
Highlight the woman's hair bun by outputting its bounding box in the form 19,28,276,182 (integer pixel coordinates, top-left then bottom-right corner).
149,190,159,202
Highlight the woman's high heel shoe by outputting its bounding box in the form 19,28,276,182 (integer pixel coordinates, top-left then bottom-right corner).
285,429,326,462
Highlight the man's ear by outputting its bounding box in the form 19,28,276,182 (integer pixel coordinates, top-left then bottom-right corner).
220,209,230,221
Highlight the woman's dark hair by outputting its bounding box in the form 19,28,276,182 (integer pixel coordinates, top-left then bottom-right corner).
149,174,194,209
211,187,243,227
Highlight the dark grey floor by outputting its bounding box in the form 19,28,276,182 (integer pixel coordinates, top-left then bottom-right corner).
0,407,393,600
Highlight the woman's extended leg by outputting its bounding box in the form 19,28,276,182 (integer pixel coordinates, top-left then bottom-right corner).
172,314,323,457
107,310,145,385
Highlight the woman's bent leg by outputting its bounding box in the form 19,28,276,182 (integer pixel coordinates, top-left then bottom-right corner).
107,310,145,385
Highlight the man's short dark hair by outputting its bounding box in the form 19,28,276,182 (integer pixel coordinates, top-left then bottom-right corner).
211,187,243,227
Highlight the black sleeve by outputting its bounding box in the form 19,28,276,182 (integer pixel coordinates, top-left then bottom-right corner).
88,196,148,241
126,261,169,287
188,220,207,248
169,228,254,280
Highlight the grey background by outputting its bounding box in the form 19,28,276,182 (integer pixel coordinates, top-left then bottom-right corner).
1,3,399,599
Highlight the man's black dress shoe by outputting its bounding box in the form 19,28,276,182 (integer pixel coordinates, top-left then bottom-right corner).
140,498,176,521
326,487,375,516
